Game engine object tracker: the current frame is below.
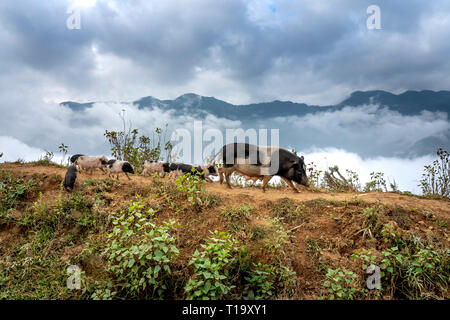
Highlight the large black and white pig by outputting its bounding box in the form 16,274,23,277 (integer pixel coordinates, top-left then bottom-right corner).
217,143,308,193
63,165,77,192
107,160,135,180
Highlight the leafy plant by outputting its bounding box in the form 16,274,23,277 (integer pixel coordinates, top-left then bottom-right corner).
381,241,449,299
244,263,275,300
352,249,378,271
419,148,449,197
322,268,357,300
0,171,37,224
184,231,238,300
103,199,179,299
58,143,69,165
364,172,387,192
345,169,362,191
176,168,205,204
306,161,322,189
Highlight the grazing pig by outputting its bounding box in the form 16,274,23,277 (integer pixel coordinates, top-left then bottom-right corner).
163,162,208,179
168,169,184,180
63,165,77,192
239,174,261,183
142,160,165,176
70,154,84,164
108,160,135,180
199,165,218,182
162,162,171,173
75,156,108,174
217,143,308,193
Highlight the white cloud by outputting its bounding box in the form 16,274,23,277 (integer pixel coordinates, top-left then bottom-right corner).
275,104,449,157
0,136,47,162
303,148,433,194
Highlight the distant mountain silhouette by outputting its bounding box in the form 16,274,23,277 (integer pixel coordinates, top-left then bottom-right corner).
59,90,450,157
61,90,450,119
59,101,94,111
338,90,450,114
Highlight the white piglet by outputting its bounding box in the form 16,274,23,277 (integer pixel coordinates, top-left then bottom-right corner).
75,156,108,174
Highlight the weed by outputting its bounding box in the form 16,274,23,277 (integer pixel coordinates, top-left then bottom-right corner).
419,148,449,197
221,204,252,232
263,217,289,257
364,172,387,192
322,268,357,300
184,231,238,300
0,171,38,224
250,225,264,240
356,206,383,240
271,198,306,223
100,199,179,299
381,242,449,299
244,263,275,300
176,168,205,205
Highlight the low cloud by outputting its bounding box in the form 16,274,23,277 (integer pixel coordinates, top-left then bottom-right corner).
303,148,433,194
0,136,47,162
275,104,449,157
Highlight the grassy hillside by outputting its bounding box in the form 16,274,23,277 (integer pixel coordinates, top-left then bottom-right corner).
0,162,448,300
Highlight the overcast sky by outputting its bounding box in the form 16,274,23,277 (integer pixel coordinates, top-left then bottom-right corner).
0,0,449,193
1,0,450,105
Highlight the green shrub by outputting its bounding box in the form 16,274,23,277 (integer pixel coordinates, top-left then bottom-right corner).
176,168,205,204
381,240,449,299
104,114,173,173
18,193,75,230
244,263,275,300
100,199,179,299
0,171,38,223
322,268,357,300
306,161,322,189
364,172,387,192
419,148,449,198
184,231,238,300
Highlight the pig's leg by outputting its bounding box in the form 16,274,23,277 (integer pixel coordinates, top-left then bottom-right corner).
281,176,299,193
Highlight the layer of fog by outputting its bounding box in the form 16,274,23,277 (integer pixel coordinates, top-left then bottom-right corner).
303,148,432,194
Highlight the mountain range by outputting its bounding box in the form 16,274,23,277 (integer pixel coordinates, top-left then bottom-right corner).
60,90,450,157
61,90,450,120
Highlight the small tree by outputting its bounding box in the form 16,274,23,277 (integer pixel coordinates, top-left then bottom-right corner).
307,162,322,189
364,172,387,192
323,166,361,192
419,148,449,197
104,111,173,173
58,143,69,165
